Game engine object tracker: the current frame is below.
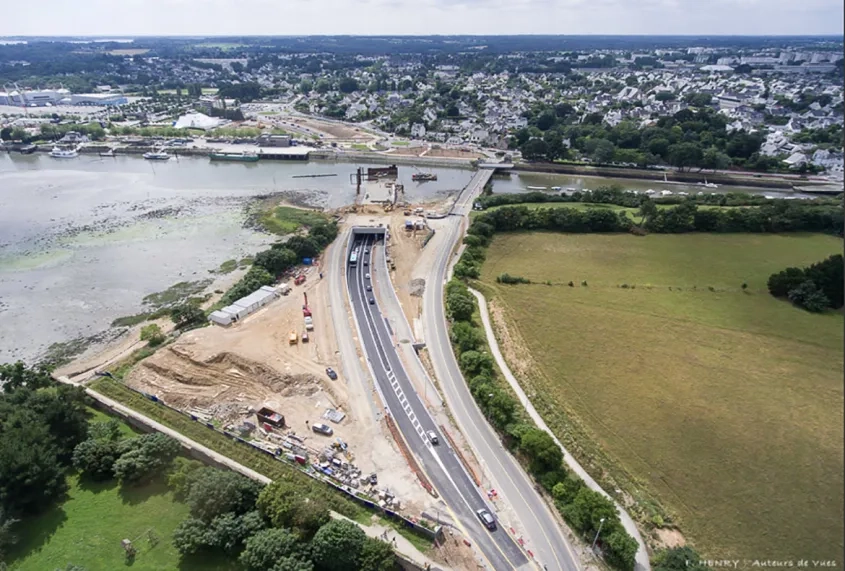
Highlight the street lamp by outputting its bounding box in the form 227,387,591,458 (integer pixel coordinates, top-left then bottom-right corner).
591,518,605,553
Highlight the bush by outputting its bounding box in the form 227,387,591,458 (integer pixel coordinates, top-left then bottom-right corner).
139,324,166,347
787,280,830,312
170,304,206,329
257,480,331,540
72,437,121,480
449,321,484,354
518,427,563,476
186,467,265,522
496,273,531,284
445,280,476,322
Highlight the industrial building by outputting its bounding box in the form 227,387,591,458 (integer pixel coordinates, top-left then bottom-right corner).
208,285,281,326
0,88,127,107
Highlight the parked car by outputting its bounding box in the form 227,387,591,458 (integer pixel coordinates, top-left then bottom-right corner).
427,430,439,445
311,423,333,436
325,367,338,380
476,509,496,531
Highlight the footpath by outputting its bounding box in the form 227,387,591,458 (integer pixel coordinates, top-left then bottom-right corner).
468,289,651,571
55,375,445,571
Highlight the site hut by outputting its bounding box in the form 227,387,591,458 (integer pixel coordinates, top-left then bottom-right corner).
208,285,281,327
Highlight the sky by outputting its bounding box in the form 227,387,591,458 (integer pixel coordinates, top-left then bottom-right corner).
2,0,844,37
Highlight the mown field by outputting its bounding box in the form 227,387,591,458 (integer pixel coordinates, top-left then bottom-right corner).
479,232,844,563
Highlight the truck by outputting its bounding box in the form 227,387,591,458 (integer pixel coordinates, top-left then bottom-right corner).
257,407,285,429
289,331,298,345
304,316,314,331
294,274,306,286
278,283,291,295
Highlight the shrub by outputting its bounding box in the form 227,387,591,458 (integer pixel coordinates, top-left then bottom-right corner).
139,324,166,347
496,273,531,285
787,280,830,312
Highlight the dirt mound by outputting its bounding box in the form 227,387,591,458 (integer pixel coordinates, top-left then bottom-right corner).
127,347,323,410
408,278,425,297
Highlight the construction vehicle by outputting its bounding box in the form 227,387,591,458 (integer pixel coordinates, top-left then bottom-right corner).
304,316,314,331
301,331,309,343
289,331,298,345
294,274,306,286
303,293,312,317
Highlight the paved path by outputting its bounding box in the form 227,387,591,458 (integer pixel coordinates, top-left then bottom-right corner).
468,289,650,571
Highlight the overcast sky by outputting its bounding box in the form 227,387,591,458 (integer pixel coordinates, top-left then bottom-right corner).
3,0,844,37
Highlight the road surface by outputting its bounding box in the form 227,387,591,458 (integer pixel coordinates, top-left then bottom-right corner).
422,172,582,571
345,233,532,571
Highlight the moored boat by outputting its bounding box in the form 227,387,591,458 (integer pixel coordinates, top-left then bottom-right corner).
143,149,170,161
209,151,260,162
19,144,37,155
412,172,437,181
50,145,79,158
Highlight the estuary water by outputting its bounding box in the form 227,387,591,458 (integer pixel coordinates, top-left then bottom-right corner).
0,153,473,363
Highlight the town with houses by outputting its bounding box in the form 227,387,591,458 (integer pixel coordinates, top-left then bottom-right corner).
1,37,843,176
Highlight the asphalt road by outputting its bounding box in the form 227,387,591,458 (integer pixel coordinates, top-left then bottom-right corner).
421,172,582,571
345,233,531,571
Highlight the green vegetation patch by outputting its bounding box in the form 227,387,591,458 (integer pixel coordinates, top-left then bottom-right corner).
479,232,844,562
141,280,213,310
256,206,329,235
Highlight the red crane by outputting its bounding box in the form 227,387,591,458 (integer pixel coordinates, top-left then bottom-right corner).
303,292,311,317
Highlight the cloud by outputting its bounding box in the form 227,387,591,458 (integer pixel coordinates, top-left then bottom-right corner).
1,0,842,35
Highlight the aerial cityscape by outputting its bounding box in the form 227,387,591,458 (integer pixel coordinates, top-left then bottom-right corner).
0,17,842,571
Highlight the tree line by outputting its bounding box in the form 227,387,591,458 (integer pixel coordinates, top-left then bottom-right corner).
767,254,843,312
444,280,639,570
219,221,338,307
468,200,843,241
512,104,798,173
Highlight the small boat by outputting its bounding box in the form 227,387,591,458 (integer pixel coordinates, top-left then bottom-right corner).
19,144,36,155
526,186,548,191
645,189,656,195
412,172,437,182
677,191,689,196
50,145,78,159
143,149,170,161
550,186,562,191
99,148,115,158
565,187,577,192
210,151,259,163
660,190,674,196
700,177,719,189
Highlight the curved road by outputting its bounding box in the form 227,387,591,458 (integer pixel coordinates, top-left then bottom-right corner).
422,171,581,571
345,232,531,570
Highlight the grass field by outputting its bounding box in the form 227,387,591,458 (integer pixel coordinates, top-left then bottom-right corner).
258,206,329,235
472,201,751,222
479,232,843,562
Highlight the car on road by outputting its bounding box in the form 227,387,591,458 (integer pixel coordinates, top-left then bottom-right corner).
325,367,337,380
363,260,368,266
427,430,439,445
366,285,372,291
311,423,333,436
365,273,370,280
364,248,369,254
368,297,375,305
476,508,496,531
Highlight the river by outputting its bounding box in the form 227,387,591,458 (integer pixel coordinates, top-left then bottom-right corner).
0,153,474,363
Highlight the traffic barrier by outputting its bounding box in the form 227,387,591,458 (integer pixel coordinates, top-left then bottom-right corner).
439,424,481,486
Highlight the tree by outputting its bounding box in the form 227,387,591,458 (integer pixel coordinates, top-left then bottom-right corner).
170,304,206,329
168,457,204,500
445,288,475,322
560,487,618,535
520,138,549,161
700,147,731,171
172,517,210,555
0,419,68,515
767,266,807,298
592,139,616,164
555,102,575,119
603,529,639,571
358,537,395,571
140,324,165,347
0,507,19,561
186,467,264,522
257,480,330,540
667,142,703,171
254,248,298,277
638,199,658,226
536,110,557,131
310,519,367,571
240,528,305,571
519,428,563,475
0,361,54,393
281,236,319,259
72,437,121,480
787,280,830,313
459,351,494,377
338,78,359,94
450,321,484,354
0,127,12,141
205,510,265,555
113,433,180,485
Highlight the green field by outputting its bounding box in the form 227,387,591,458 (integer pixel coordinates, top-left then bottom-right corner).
257,206,329,235
479,232,844,562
